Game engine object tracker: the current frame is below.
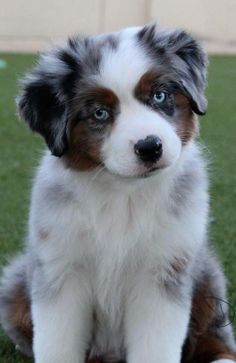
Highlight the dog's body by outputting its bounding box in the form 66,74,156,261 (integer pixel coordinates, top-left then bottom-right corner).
0,24,236,363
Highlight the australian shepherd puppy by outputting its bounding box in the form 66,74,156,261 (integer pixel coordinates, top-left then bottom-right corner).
0,24,235,363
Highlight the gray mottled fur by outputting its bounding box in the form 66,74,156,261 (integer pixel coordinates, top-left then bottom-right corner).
137,24,208,115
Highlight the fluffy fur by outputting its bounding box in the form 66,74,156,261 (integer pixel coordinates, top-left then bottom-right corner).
0,24,236,363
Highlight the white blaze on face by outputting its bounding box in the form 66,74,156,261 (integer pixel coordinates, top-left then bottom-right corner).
98,29,151,99
102,101,182,177
98,29,182,177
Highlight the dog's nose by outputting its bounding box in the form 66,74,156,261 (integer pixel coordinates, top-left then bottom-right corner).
134,135,163,163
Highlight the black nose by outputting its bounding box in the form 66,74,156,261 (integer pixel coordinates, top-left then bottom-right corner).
134,135,163,163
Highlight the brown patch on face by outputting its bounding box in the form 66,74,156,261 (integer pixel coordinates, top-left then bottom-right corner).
8,285,33,345
83,87,119,110
182,280,236,363
174,94,199,145
64,87,119,171
135,71,157,102
135,71,199,145
65,121,103,170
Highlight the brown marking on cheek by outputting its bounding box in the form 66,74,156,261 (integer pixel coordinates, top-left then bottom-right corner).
174,94,199,145
8,285,33,345
65,121,103,171
65,87,119,171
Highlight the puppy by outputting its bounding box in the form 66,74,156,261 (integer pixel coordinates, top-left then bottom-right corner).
0,24,236,363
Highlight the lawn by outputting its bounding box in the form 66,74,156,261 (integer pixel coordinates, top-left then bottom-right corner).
0,54,236,362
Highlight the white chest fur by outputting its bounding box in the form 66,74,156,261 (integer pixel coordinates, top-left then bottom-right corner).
29,143,208,360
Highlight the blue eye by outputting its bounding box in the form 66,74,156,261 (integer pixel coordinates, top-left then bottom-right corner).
93,109,109,121
153,91,168,104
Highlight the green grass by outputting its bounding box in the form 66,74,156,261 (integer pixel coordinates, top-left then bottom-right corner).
0,54,236,362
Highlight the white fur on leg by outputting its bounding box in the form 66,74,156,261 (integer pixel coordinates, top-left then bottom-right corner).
32,277,92,363
125,283,190,363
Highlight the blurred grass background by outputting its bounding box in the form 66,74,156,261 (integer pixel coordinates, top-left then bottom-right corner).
0,54,235,362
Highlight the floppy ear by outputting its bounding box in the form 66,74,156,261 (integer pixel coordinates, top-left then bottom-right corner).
17,47,79,156
17,80,68,156
138,25,208,115
168,30,208,115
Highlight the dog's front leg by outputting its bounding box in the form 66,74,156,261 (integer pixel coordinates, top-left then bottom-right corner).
32,276,92,363
125,284,190,363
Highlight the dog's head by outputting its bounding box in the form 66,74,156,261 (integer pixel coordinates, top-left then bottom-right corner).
17,24,207,178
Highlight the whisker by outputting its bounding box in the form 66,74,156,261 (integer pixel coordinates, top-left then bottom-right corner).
83,164,106,200
89,165,106,183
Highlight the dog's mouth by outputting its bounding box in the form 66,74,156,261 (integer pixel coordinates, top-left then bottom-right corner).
100,159,170,180
140,166,163,178
113,165,165,179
